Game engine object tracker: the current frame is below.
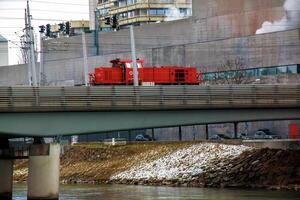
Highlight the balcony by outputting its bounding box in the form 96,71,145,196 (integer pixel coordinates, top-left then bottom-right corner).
109,3,191,15
118,15,166,26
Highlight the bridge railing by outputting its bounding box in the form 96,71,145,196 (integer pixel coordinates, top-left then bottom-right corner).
0,85,299,112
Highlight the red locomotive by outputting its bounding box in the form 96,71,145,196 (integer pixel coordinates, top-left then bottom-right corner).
89,59,200,85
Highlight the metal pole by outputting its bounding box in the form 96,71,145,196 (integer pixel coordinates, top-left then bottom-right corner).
130,25,139,86
151,128,155,140
205,124,209,140
94,9,100,56
234,122,238,139
25,9,32,86
128,130,132,141
82,30,89,86
27,0,37,87
39,33,44,86
179,126,182,141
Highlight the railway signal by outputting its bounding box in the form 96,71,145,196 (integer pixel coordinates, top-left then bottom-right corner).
65,21,70,35
112,15,118,29
46,24,51,37
39,25,45,33
105,17,111,25
58,22,65,32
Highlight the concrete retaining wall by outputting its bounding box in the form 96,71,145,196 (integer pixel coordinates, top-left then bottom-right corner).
42,29,300,85
44,0,288,61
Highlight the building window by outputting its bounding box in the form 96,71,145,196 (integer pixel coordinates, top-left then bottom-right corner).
265,67,277,75
287,65,298,74
276,66,287,74
245,69,255,77
203,64,300,81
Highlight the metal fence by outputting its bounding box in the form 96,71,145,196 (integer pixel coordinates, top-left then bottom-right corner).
0,85,299,112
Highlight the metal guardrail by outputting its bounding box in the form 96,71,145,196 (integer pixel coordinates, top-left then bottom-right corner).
0,85,299,113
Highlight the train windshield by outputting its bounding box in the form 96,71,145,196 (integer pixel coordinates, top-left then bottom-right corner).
126,63,142,68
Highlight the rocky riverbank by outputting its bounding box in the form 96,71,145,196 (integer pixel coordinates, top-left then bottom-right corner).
14,142,300,190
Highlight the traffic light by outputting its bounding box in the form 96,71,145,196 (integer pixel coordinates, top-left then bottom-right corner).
105,17,111,25
39,25,45,33
46,24,51,37
58,22,65,32
65,21,70,35
112,15,118,29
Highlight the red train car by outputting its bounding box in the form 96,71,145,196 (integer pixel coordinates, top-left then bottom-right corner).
91,59,144,85
143,67,199,85
90,59,200,85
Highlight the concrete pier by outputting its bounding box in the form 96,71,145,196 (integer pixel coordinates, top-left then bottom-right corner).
0,159,14,200
28,143,60,200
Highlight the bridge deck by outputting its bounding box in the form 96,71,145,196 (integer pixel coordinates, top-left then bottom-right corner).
0,85,299,112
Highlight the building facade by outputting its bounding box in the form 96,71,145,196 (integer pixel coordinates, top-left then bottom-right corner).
48,20,90,38
0,35,8,66
97,0,192,30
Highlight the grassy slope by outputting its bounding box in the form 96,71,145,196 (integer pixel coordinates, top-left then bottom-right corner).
14,142,194,183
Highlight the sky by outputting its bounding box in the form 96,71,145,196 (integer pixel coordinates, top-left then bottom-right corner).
0,0,89,65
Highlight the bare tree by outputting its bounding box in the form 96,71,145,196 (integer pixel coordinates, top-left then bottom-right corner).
207,57,252,85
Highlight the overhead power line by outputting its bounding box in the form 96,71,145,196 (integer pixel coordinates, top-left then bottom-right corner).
32,0,88,6
0,17,86,22
0,0,88,6
0,8,88,14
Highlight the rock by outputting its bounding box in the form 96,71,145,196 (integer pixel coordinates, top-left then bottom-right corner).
251,160,260,165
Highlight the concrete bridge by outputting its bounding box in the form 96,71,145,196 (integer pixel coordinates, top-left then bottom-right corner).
0,84,299,199
0,84,299,137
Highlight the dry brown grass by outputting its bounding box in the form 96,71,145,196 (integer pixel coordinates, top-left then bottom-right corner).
14,142,195,183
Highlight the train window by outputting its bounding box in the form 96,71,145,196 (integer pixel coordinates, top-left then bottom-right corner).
175,70,185,82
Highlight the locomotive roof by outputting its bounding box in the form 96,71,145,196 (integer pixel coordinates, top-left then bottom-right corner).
110,58,144,63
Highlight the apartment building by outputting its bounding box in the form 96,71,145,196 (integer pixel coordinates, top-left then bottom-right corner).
97,0,192,30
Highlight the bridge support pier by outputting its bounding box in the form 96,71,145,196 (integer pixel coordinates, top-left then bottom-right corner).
0,138,13,200
0,159,14,200
28,143,60,200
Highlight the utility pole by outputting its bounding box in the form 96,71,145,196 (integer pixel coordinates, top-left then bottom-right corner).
25,8,32,86
82,30,89,86
130,25,139,86
27,0,37,87
39,33,44,86
94,9,100,56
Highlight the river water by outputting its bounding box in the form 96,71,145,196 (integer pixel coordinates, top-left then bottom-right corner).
13,184,299,200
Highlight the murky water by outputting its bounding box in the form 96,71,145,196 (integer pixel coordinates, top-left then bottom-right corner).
13,184,300,200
